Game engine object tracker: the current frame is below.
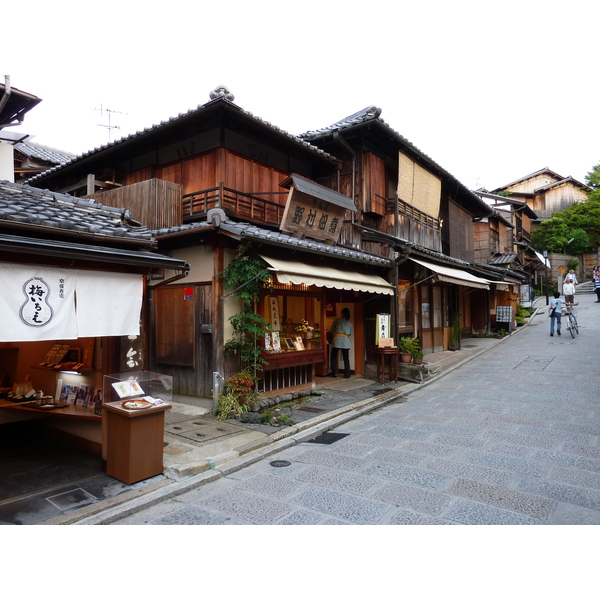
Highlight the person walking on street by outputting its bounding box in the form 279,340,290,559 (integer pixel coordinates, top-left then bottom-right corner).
563,277,576,304
594,267,600,303
565,269,578,285
329,308,352,378
549,291,564,336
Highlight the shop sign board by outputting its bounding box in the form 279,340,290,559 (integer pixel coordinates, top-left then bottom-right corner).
280,188,345,243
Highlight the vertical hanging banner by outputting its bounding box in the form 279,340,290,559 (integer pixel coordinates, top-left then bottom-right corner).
0,263,77,341
269,295,281,331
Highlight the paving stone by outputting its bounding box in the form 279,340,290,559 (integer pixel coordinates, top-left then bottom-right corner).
530,450,600,473
274,509,324,525
295,464,380,496
462,450,546,476
188,488,293,524
291,487,391,524
426,458,514,487
385,508,454,525
561,442,600,461
364,447,425,467
363,463,450,490
236,472,306,498
547,466,600,490
150,505,245,525
517,476,600,511
443,498,544,525
369,479,451,516
433,433,487,450
551,502,600,525
446,478,554,519
292,448,364,471
397,440,460,458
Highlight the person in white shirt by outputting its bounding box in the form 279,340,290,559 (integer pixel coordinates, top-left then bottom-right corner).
563,278,576,304
565,270,578,285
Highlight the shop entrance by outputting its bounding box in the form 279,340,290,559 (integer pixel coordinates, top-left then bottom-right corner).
153,283,213,398
418,283,447,353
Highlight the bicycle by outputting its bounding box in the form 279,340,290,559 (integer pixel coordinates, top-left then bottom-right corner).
564,303,579,338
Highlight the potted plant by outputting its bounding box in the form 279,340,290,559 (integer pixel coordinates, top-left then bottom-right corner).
412,349,424,365
449,313,461,351
398,336,419,363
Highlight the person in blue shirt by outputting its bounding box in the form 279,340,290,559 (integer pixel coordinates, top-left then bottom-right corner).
549,291,564,337
329,308,352,378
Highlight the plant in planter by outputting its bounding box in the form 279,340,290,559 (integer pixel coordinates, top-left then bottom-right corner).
449,313,461,351
398,336,419,363
412,350,424,365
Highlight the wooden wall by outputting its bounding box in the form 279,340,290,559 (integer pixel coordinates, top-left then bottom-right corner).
125,148,288,200
93,178,183,230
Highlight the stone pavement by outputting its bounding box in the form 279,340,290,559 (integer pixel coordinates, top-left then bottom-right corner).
44,302,543,524
101,291,600,525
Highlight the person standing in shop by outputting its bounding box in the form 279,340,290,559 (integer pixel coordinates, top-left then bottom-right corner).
329,308,352,378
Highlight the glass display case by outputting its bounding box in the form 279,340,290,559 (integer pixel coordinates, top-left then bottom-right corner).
102,370,172,412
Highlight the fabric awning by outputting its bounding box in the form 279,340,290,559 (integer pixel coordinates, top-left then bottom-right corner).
260,254,394,295
0,262,143,341
409,257,490,290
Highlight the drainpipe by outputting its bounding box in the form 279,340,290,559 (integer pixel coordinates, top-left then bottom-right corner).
333,130,356,224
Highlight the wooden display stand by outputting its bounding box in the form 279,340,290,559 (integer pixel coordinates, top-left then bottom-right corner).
376,347,399,383
104,403,171,484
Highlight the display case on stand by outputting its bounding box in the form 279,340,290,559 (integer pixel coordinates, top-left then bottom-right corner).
102,371,172,484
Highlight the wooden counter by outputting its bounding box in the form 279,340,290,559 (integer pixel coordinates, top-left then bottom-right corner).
0,398,100,421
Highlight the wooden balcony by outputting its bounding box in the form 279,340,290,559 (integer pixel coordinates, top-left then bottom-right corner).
515,227,531,244
182,184,288,226
383,195,442,252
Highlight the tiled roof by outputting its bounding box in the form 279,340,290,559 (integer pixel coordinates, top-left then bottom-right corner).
300,106,493,216
489,252,518,266
152,218,393,268
26,93,340,184
0,180,154,244
15,141,75,165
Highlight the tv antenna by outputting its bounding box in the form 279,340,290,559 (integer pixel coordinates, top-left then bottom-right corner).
95,104,127,143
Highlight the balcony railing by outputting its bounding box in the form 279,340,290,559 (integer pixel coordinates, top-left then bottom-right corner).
182,184,288,226
515,227,531,244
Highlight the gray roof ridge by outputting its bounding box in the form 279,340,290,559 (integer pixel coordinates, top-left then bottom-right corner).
25,95,340,184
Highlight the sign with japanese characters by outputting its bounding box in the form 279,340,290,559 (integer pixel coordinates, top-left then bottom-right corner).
280,188,346,243
0,263,143,342
0,263,77,341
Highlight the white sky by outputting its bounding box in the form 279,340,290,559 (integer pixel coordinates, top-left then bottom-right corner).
4,0,599,192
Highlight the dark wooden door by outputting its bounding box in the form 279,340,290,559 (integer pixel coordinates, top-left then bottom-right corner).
153,283,213,398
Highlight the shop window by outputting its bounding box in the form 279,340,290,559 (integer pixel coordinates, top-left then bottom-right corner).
262,293,322,353
155,286,195,366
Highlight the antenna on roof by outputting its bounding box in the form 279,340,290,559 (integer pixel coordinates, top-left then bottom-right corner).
95,104,127,143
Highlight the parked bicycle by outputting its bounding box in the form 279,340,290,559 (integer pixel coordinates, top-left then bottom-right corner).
564,303,579,338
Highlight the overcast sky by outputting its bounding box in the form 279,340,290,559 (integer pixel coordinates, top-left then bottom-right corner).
4,0,598,192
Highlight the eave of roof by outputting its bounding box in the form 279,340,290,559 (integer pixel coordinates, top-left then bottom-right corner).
279,173,356,212
0,82,42,128
0,180,155,247
153,218,393,268
491,167,564,192
0,232,188,271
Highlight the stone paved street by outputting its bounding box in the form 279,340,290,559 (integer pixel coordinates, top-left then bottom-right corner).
113,292,600,526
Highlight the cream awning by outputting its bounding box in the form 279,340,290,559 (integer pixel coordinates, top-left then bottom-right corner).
409,257,490,290
260,255,394,295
